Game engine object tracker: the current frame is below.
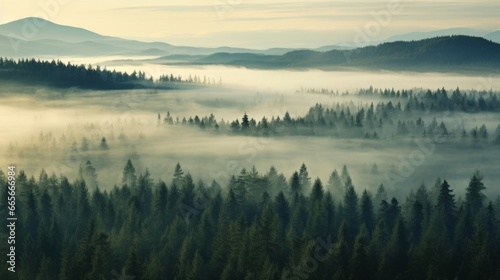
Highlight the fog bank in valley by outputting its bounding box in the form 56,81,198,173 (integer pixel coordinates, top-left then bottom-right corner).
1,68,499,200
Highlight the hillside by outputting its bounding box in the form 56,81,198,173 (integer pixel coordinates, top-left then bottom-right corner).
175,36,500,72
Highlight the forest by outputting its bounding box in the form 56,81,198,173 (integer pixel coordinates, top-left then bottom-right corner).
173,36,500,72
2,7,500,280
1,57,500,280
164,87,500,142
0,162,499,280
0,58,216,90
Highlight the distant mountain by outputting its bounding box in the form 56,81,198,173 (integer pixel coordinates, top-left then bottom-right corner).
314,45,351,52
0,17,112,43
166,36,500,73
1,18,498,67
0,17,306,57
486,31,500,43
0,34,131,57
385,28,494,43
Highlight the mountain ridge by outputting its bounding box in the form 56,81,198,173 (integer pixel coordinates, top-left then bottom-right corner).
160,36,500,73
0,17,113,43
0,17,498,74
0,17,325,57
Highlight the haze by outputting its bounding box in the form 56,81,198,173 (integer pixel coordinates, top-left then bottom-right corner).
1,65,500,201
2,0,500,48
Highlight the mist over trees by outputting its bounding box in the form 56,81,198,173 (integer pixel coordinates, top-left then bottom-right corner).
0,163,499,280
164,87,500,142
1,51,500,280
177,36,500,72
0,58,219,90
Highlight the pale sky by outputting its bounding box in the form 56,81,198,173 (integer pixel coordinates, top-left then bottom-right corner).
1,0,499,48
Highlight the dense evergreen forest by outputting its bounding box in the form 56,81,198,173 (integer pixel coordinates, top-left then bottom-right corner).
0,58,217,90
164,87,500,142
0,162,499,280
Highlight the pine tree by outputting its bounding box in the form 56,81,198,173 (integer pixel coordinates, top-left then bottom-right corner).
80,137,90,151
380,218,408,279
75,180,91,234
311,177,324,202
79,160,98,190
87,242,111,280
466,217,494,280
465,170,486,219
381,197,401,232
250,206,277,267
122,159,137,188
415,184,432,230
360,190,376,236
369,219,388,273
344,186,360,240
298,163,311,190
23,187,40,240
173,162,185,186
350,226,371,280
73,221,98,279
327,169,343,197
38,189,53,226
242,112,250,130
409,200,424,245
290,171,301,195
274,192,290,227
341,165,353,193
152,181,168,229
333,220,351,278
436,180,457,237
99,137,109,150
374,184,388,213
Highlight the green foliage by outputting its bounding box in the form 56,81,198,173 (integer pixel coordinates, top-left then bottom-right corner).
465,170,487,219
3,164,499,279
167,87,500,142
0,57,198,90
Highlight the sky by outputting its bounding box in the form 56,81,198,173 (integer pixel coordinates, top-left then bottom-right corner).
1,0,499,49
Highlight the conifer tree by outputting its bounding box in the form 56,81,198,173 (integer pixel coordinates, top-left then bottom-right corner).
298,163,311,190
344,186,360,240
122,159,137,188
290,171,301,195
465,170,486,219
436,180,457,237
360,190,376,235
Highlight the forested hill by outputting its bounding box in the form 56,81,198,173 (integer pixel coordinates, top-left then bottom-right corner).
0,164,499,279
177,36,500,72
0,58,205,90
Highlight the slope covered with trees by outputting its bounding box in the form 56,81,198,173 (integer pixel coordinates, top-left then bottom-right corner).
185,36,500,72
0,58,215,90
0,163,499,280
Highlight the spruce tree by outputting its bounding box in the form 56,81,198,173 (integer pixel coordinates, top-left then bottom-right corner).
465,170,486,219
360,190,376,236
290,171,301,195
436,180,457,237
298,163,311,190
344,186,360,240
122,159,137,188
311,177,324,203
